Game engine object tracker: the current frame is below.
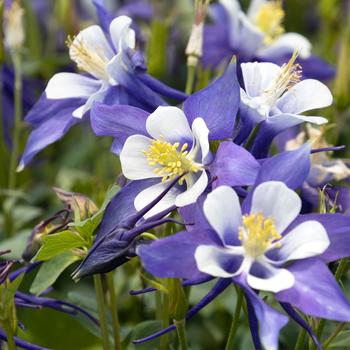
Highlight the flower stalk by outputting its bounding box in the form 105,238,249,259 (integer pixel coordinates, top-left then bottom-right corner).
225,288,244,350
106,272,121,350
93,274,111,350
174,318,188,350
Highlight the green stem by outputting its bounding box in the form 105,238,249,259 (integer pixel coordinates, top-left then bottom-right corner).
323,322,346,349
185,64,196,95
5,328,16,350
8,53,22,189
174,318,188,350
93,274,111,350
106,272,121,350
245,123,261,151
160,292,170,350
294,328,306,350
225,288,243,350
335,258,348,281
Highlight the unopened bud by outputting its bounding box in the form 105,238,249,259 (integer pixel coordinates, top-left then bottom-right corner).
185,0,210,67
53,187,98,221
3,0,24,52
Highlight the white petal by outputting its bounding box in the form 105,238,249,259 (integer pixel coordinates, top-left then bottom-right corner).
134,181,180,219
72,85,109,119
146,106,193,143
203,186,242,245
195,245,243,278
251,181,301,233
45,73,101,99
241,62,281,98
72,25,113,60
247,264,295,293
175,171,208,207
258,33,311,59
276,221,330,262
109,15,135,52
267,113,328,129
120,135,160,180
189,118,211,164
277,79,333,115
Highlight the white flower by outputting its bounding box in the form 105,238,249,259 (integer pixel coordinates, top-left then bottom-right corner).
120,106,212,217
195,182,330,292
240,52,333,128
45,16,135,118
220,0,311,58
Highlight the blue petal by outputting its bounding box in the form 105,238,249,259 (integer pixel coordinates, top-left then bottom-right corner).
276,258,350,322
138,229,216,280
210,141,260,187
184,60,240,140
235,275,289,350
91,102,149,154
19,95,85,169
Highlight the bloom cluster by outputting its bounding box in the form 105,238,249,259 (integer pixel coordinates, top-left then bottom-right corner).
2,0,350,349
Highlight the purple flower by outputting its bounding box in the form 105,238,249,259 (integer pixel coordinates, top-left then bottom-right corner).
91,61,263,216
18,13,187,170
137,145,350,349
203,0,335,80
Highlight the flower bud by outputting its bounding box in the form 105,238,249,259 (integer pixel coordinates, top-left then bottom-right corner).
3,0,24,52
185,0,210,67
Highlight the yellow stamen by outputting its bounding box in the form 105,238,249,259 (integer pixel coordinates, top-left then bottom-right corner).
143,140,202,184
66,35,109,80
264,50,302,107
239,213,281,258
254,0,285,44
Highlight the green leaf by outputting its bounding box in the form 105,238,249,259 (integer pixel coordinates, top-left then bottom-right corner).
34,230,86,261
30,252,80,296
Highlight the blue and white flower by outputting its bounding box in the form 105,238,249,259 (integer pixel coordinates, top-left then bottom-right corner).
203,0,335,80
18,12,186,170
120,106,212,215
195,182,329,292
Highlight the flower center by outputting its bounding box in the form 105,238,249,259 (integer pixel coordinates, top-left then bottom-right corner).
263,50,302,107
66,36,109,81
254,1,285,44
143,139,202,184
239,213,281,258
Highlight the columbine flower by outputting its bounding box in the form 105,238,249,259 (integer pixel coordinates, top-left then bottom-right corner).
91,60,263,216
120,106,212,216
203,0,335,80
194,182,329,291
238,52,333,157
18,9,186,170
137,147,350,349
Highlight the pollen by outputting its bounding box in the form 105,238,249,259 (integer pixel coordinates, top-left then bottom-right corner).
66,35,109,81
254,1,285,44
143,139,202,184
239,213,281,258
264,50,302,107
